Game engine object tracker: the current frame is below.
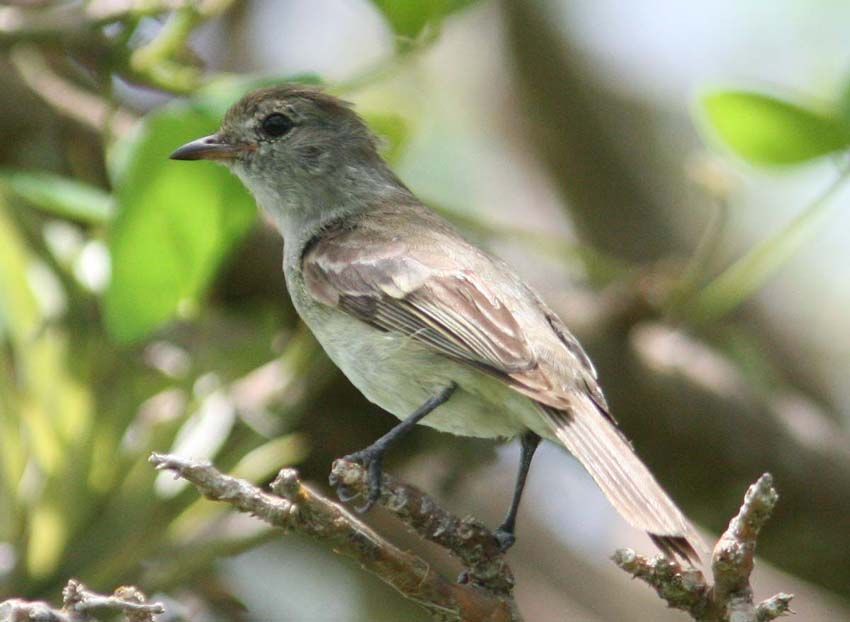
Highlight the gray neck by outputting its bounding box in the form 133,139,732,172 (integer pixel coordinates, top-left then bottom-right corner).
236,155,412,266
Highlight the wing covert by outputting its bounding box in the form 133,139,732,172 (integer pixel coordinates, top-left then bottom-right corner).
302,230,536,375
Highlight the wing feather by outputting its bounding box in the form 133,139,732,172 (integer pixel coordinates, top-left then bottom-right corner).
303,232,538,376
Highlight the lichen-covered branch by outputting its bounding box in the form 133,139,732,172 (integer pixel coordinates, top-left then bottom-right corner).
613,474,793,621
330,458,514,594
149,453,519,622
0,580,164,622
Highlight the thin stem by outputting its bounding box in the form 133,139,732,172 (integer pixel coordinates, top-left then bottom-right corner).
664,197,729,319
689,163,850,323
125,0,236,94
130,7,199,71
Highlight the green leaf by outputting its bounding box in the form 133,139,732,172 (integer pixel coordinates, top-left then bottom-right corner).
371,0,479,41
104,104,256,343
700,91,850,165
0,170,113,224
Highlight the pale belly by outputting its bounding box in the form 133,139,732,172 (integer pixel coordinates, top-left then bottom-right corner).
299,303,542,440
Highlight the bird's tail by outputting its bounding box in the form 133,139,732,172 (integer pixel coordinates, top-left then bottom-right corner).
541,395,704,564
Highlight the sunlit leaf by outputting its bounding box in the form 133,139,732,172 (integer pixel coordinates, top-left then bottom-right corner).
104,104,256,343
0,170,113,224
0,200,40,341
26,504,66,579
0,200,96,537
371,0,479,41
700,91,850,165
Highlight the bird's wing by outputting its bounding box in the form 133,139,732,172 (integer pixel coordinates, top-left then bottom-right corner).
302,216,702,562
301,220,586,411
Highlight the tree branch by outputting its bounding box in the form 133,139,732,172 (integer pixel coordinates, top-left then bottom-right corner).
149,452,520,622
149,456,797,621
330,458,514,594
613,474,793,621
0,580,164,622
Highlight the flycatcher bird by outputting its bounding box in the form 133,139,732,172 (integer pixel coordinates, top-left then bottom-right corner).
171,84,702,562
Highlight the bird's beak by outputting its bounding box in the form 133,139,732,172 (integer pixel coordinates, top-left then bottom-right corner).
169,134,248,161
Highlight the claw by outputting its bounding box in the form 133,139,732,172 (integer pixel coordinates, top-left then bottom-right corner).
354,497,375,513
366,455,383,503
494,528,516,553
334,448,384,512
330,387,456,514
354,486,380,513
335,484,359,503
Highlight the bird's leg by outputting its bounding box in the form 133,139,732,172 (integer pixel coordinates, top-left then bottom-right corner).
494,431,541,552
333,383,457,512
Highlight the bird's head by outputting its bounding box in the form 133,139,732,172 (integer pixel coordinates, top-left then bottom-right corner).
171,84,386,217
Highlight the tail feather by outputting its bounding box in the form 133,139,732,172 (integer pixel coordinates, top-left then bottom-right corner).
650,535,701,566
542,395,704,565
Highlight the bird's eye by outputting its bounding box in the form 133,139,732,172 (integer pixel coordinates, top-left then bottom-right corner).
260,113,294,138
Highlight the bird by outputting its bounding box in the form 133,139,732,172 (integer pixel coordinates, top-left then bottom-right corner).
170,84,703,563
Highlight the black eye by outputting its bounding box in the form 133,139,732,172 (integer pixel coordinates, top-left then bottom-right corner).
260,113,294,138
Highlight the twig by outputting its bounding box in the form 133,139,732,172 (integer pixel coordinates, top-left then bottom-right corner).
125,0,236,93
0,579,164,622
330,458,514,594
0,0,187,44
691,162,850,323
149,453,520,622
712,474,785,620
2,0,232,94
613,474,793,621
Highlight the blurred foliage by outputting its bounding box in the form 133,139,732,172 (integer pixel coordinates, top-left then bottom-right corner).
106,103,256,342
0,171,113,224
691,86,850,321
690,167,848,323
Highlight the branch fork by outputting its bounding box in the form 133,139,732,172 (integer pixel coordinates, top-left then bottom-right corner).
150,453,520,622
613,473,794,622
148,454,794,622
0,580,163,622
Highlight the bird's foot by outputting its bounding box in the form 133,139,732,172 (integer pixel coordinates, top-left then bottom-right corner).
458,528,513,583
494,527,516,553
331,446,384,513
